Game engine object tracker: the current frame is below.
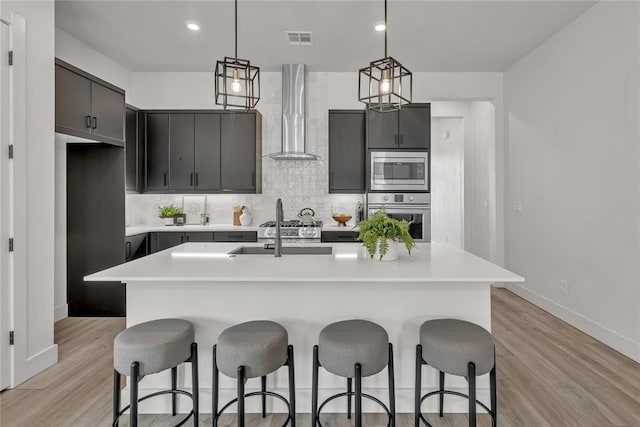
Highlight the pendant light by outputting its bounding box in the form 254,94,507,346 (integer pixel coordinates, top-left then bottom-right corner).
358,0,412,112
215,0,260,110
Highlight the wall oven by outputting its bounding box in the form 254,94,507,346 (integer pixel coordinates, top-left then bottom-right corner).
370,151,429,192
367,193,431,242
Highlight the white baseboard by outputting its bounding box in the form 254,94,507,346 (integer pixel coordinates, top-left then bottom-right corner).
505,282,640,363
25,344,58,379
54,304,68,322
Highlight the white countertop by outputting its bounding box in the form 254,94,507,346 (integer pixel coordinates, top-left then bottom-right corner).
86,242,524,283
126,224,259,236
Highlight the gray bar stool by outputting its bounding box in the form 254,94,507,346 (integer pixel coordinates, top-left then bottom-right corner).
212,320,296,427
415,319,496,427
311,319,395,427
112,318,199,427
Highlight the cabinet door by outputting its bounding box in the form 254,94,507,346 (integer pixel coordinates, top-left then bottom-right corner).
213,231,258,242
194,114,221,191
185,232,214,242
398,104,430,149
221,113,256,191
90,81,125,144
157,232,185,250
367,109,399,148
169,114,195,190
329,111,365,193
146,113,169,190
125,233,147,261
125,108,138,191
55,65,92,135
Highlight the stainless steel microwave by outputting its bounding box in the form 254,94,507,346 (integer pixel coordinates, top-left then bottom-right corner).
370,151,429,191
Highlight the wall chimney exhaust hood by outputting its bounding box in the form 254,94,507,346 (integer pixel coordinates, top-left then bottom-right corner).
268,64,319,160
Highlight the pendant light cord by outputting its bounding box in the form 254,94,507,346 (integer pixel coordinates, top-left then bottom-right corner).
384,0,388,58
235,0,238,58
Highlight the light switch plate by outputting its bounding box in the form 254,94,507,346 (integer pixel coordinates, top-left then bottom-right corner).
513,201,522,212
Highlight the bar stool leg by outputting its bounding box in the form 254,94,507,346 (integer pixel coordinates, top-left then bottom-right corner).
388,343,396,427
287,345,296,427
354,363,362,427
113,370,121,427
130,362,139,427
261,376,267,418
171,367,178,416
212,345,219,427
468,362,476,427
311,345,319,427
414,345,422,427
439,371,445,417
237,366,245,427
490,363,497,427
191,343,199,426
347,378,352,420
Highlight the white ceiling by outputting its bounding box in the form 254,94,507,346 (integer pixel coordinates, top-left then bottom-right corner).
55,0,596,72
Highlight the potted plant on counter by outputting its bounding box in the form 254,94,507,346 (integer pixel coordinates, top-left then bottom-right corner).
158,204,182,226
356,207,415,261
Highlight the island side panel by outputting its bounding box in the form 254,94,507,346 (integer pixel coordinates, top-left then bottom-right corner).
123,280,491,414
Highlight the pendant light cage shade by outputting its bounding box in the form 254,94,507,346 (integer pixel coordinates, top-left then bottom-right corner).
359,56,412,112
215,57,260,110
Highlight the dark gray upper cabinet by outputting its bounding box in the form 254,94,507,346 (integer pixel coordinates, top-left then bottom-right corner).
125,106,145,192
194,114,221,191
169,114,195,190
221,112,260,192
366,103,431,149
145,113,170,190
328,110,366,193
55,59,125,146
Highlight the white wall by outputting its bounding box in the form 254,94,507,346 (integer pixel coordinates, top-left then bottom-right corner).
504,2,640,361
55,27,132,95
1,0,58,386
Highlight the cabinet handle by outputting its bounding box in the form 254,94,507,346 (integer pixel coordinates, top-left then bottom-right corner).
91,116,97,129
85,115,92,129
163,172,167,187
399,135,403,145
125,241,131,259
186,235,190,242
252,172,255,187
181,235,184,243
195,173,199,187
190,173,194,186
394,135,399,146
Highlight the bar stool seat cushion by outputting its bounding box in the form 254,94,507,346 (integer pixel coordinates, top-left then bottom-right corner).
114,318,194,377
319,319,389,378
420,319,494,376
217,320,288,379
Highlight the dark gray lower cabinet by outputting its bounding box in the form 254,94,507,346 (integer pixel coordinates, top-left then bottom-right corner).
185,232,214,242
329,110,366,193
149,231,215,252
125,234,148,261
213,231,258,242
321,230,359,243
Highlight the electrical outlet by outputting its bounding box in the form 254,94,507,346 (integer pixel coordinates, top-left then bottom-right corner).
560,280,569,295
513,201,522,212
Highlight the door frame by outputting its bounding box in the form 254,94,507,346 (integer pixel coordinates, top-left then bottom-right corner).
0,11,27,389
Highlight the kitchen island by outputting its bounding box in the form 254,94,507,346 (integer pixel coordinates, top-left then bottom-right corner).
86,242,523,415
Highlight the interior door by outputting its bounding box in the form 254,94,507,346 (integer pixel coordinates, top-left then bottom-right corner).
0,20,11,390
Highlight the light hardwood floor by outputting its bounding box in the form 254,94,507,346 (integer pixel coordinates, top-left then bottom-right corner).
1,289,639,426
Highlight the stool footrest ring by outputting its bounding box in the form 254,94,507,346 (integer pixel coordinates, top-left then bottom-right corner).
417,389,495,427
216,390,293,427
113,389,195,427
316,391,393,427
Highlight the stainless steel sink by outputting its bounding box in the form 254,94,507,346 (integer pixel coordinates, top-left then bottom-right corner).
229,246,333,255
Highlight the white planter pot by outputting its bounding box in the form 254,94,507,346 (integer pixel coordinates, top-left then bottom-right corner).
163,217,174,226
371,239,399,261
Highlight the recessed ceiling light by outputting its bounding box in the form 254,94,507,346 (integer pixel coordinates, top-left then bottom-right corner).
374,22,386,32
186,21,200,31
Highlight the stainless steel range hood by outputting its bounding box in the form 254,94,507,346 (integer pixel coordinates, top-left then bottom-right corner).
268,64,319,160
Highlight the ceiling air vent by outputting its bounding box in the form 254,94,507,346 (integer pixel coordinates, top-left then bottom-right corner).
286,31,313,46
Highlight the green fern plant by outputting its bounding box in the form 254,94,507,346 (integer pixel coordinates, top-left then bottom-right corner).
356,206,415,260
158,204,182,218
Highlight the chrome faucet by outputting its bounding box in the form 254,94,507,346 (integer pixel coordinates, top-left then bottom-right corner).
275,198,283,257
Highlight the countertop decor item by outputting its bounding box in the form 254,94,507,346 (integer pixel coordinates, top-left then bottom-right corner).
233,204,245,226
158,204,182,226
183,195,207,225
356,206,415,261
297,208,316,226
332,203,352,226
214,0,260,110
239,206,253,226
358,0,412,112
